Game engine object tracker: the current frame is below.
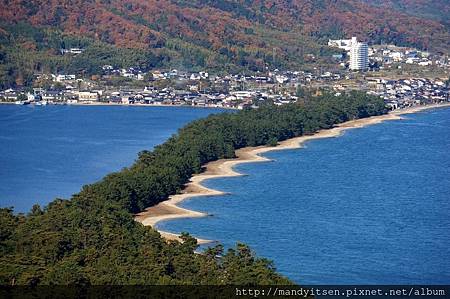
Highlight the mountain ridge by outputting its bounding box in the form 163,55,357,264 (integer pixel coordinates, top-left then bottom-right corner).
0,0,449,87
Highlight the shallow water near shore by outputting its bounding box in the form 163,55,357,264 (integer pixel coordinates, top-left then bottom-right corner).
158,107,450,284
0,105,225,213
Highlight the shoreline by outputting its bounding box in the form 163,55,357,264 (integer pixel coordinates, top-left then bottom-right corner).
0,101,235,110
134,102,450,244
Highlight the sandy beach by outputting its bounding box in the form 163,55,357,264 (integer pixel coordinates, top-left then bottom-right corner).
135,102,450,244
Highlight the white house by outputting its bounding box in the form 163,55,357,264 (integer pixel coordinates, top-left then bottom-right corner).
78,91,99,102
328,39,353,51
56,74,76,82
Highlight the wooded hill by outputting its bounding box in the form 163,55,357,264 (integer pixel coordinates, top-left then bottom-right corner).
359,0,450,23
0,0,449,87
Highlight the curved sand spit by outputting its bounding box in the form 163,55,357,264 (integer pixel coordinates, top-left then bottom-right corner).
135,103,450,244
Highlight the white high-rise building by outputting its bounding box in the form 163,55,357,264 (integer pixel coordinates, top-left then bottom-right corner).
349,37,368,71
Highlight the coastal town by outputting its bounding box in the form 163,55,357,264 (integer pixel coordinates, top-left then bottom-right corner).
1,38,449,110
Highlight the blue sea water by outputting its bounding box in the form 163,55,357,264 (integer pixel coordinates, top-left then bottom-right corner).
158,107,450,285
0,105,224,213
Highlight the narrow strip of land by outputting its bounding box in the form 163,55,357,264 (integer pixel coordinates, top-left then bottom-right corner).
135,103,450,244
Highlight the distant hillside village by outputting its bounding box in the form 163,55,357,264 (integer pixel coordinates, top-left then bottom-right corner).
1,39,449,110
328,37,446,70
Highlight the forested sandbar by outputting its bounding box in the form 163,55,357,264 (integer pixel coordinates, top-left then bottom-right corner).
135,102,450,243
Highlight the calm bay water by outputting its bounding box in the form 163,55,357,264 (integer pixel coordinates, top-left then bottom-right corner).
0,105,224,213
2,104,449,284
158,108,450,284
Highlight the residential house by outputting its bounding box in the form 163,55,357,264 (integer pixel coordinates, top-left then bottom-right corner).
78,91,99,102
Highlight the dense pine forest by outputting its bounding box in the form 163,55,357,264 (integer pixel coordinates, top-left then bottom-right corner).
0,91,387,285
